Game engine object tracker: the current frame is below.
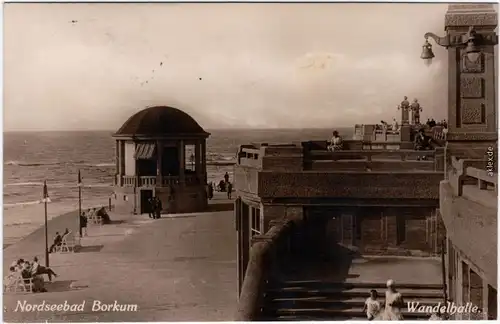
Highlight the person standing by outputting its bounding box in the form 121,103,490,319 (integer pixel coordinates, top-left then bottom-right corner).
155,197,162,219
224,172,229,184
382,279,405,320
227,182,233,199
363,290,381,321
80,212,88,236
148,198,154,218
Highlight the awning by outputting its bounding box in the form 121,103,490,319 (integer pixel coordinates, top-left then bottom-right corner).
134,143,156,160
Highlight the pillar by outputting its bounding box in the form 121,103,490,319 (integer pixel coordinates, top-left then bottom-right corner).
201,140,207,184
195,140,202,183
482,279,489,319
445,5,498,161
178,140,185,184
156,141,163,186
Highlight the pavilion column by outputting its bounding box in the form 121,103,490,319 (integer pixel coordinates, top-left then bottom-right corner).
195,140,202,183
201,140,207,184
179,140,185,185
156,141,163,187
119,141,125,186
115,140,120,186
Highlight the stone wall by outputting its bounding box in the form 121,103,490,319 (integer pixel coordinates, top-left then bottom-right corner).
258,172,442,200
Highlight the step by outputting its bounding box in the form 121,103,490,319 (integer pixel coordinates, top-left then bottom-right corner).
268,308,433,319
267,296,441,309
274,280,443,290
266,287,443,299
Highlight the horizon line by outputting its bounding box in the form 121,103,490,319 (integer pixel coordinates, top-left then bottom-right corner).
3,126,355,133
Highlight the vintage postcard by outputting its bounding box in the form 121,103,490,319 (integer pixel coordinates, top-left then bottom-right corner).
3,2,497,322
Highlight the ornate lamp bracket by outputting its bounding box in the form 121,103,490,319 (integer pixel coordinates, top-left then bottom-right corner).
424,32,451,48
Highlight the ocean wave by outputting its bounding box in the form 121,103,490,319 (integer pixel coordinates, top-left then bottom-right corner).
4,182,112,188
4,160,85,167
4,199,45,208
94,163,115,167
4,221,33,227
4,182,44,187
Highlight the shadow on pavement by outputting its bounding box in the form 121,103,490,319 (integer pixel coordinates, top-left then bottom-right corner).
76,245,104,253
45,280,77,293
206,203,234,212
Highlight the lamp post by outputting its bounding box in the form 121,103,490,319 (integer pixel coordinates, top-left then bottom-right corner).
77,170,82,238
421,26,498,66
42,181,51,279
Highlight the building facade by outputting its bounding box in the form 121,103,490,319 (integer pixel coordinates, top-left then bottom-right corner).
112,106,210,214
234,139,446,291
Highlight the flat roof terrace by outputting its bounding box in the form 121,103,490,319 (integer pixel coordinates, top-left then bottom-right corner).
237,140,445,173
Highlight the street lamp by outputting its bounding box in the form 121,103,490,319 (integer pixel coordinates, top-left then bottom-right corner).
41,181,51,280
421,26,496,66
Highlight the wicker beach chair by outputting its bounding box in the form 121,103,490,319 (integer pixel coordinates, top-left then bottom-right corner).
58,232,76,253
3,272,33,293
88,214,103,226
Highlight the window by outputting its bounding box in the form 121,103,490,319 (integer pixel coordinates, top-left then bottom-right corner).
251,208,261,237
185,144,196,173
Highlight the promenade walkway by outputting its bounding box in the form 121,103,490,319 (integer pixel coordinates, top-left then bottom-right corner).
3,193,236,322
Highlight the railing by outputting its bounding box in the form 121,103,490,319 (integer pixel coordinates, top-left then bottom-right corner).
308,149,436,161
449,157,497,196
121,175,199,187
140,176,156,187
235,219,297,321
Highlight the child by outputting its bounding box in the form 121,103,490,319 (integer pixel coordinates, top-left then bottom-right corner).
363,289,381,321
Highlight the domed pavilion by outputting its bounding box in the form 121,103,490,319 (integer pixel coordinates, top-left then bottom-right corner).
112,106,210,214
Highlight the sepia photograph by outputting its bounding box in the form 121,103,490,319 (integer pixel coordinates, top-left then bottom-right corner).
2,2,498,322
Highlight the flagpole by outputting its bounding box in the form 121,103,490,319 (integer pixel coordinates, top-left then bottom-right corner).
78,170,82,238
43,181,49,270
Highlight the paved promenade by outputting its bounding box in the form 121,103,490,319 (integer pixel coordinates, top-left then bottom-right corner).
3,194,237,322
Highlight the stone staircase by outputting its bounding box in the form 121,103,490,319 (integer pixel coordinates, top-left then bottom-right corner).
263,280,444,321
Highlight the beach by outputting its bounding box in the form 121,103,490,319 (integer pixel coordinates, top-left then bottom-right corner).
4,128,345,245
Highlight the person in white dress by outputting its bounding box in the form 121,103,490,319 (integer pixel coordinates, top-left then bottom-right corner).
382,279,405,320
327,131,343,151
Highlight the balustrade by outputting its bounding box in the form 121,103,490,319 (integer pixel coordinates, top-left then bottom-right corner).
120,175,200,187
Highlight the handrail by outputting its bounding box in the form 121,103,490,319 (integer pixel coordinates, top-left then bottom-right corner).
449,157,497,196
235,219,295,321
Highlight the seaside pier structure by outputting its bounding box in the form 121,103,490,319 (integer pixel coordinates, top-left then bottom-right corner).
235,4,497,321
112,106,210,214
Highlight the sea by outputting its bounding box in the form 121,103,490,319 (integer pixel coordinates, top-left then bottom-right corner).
3,128,352,246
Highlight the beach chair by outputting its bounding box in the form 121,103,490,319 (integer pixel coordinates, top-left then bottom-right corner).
59,232,76,253
3,272,33,293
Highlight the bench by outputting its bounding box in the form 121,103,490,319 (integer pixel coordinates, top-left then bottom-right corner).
3,273,33,293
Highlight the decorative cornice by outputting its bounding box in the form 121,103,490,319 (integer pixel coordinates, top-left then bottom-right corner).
445,12,498,28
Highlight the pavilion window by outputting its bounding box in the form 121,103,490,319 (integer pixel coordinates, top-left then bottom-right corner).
134,143,157,177
185,144,196,173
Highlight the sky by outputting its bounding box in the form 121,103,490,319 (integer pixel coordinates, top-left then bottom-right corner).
4,3,452,131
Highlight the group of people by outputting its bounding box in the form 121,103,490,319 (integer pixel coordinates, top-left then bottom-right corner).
79,207,112,235
147,197,163,219
425,118,447,129
6,257,59,293
207,172,233,199
414,128,434,159
363,280,445,321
